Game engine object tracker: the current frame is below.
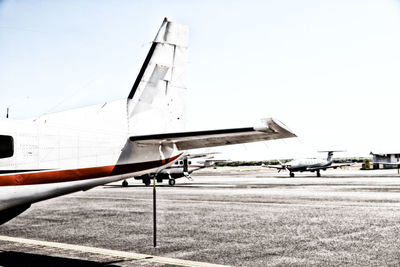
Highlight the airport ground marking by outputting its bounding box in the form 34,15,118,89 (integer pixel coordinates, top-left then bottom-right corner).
0,235,229,267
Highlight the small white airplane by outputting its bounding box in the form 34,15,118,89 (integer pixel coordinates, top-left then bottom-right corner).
0,18,296,224
263,151,352,177
122,152,219,186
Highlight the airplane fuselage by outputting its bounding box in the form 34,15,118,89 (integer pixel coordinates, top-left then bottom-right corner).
133,159,205,185
286,158,330,172
0,101,181,215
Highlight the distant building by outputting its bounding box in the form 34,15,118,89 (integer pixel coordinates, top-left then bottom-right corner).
370,151,400,169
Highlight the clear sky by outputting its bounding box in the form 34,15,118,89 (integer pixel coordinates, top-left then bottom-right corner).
1,0,400,160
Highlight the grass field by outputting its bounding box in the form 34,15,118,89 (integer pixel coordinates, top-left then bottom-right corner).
1,171,400,266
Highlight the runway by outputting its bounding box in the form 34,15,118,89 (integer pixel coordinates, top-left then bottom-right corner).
1,167,400,266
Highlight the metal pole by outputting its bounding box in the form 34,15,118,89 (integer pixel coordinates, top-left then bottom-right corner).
153,175,157,247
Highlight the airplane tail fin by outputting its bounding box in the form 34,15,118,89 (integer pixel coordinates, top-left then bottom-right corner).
127,18,189,136
327,151,334,162
318,150,345,163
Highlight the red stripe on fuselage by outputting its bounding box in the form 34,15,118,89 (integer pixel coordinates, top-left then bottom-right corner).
0,153,182,186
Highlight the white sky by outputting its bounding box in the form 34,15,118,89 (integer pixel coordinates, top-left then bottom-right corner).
1,0,400,160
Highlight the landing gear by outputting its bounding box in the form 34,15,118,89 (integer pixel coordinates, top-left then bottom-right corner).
290,172,295,177
143,177,150,186
316,170,321,177
168,179,176,186
122,180,128,187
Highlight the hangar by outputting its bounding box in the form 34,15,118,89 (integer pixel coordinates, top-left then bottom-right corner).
370,151,400,169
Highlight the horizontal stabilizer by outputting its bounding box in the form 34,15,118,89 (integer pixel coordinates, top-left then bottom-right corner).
129,118,296,150
186,152,220,159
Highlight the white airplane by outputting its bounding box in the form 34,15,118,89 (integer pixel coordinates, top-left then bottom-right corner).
122,152,220,186
0,18,296,225
263,151,352,177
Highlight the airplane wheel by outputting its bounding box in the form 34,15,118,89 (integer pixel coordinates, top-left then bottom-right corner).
290,172,294,178
317,171,321,177
122,180,128,187
168,179,176,186
143,178,150,186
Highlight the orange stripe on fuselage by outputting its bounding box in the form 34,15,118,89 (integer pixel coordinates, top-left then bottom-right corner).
0,153,182,186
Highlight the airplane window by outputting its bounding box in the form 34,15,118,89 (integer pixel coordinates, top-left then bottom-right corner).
0,135,14,158
189,161,192,164
179,161,183,165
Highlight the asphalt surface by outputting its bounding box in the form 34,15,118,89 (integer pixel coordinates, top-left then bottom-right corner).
1,167,400,266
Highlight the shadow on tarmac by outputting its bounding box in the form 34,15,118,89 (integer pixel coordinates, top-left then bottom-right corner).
0,251,126,267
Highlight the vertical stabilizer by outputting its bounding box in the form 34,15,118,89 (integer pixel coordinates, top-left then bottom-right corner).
319,150,345,163
127,18,189,136
327,151,334,163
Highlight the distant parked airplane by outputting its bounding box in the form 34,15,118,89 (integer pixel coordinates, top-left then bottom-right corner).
263,151,352,177
122,152,220,186
0,18,296,224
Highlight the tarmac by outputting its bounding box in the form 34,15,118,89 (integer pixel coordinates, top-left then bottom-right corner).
1,166,400,266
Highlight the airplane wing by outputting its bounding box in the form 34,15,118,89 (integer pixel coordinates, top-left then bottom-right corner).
129,118,296,150
199,159,227,167
307,162,353,171
262,164,286,170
